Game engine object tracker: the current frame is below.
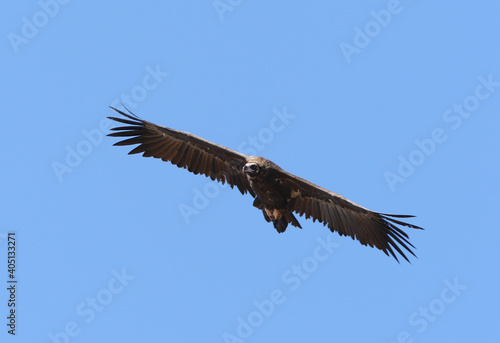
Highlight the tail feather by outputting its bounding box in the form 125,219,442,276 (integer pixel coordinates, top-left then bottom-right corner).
272,212,302,233
273,218,288,233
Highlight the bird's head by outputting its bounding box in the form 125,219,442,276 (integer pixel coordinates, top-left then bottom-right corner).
243,157,277,179
243,162,261,177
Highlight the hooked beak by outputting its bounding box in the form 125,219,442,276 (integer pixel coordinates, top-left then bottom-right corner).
243,163,258,175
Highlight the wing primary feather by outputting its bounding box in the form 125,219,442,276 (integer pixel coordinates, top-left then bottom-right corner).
112,137,144,146
109,125,143,132
107,116,139,126
139,138,174,157
381,213,416,219
382,215,423,230
386,237,410,263
128,145,147,155
108,130,141,137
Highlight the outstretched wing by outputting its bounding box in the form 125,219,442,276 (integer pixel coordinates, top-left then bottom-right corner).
107,107,252,195
277,170,423,262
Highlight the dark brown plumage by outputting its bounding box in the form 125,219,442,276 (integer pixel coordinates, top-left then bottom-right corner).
108,107,423,263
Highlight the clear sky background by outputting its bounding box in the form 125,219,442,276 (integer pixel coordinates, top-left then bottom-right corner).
2,1,499,342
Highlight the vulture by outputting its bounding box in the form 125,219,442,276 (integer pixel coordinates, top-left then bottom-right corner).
108,107,423,262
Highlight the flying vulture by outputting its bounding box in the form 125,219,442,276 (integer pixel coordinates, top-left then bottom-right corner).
108,107,423,262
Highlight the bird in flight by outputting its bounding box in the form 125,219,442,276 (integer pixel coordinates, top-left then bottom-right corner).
108,107,423,262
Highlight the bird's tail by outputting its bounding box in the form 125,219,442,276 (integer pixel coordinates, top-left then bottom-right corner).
272,213,302,233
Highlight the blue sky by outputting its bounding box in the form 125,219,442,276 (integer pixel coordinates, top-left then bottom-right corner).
2,1,500,342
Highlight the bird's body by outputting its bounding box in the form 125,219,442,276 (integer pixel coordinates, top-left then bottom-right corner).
243,157,302,232
108,107,423,262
